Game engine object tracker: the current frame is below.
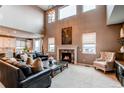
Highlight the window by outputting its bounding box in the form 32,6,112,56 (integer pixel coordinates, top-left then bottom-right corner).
34,39,41,52
83,5,96,12
59,5,76,20
48,37,55,52
82,33,96,54
16,39,26,49
47,9,55,23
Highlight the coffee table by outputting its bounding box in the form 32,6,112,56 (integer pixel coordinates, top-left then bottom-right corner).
45,61,68,78
55,61,68,71
47,64,62,78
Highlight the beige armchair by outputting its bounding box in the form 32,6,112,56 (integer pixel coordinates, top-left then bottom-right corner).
93,52,115,73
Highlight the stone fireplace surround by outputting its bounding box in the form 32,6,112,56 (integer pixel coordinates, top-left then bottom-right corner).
57,45,78,64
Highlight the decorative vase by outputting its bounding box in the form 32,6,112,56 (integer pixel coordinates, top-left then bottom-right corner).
120,28,124,38
120,46,124,53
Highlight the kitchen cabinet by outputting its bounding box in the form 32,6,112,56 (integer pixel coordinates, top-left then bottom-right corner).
0,37,16,48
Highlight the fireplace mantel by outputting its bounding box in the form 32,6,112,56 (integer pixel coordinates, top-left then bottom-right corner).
57,45,78,64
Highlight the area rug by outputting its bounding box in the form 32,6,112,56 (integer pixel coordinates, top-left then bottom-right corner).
51,64,121,88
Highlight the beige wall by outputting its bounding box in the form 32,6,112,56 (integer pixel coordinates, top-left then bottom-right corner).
44,5,122,65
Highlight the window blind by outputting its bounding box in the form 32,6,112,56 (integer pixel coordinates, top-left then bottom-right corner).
48,38,55,45
82,33,96,44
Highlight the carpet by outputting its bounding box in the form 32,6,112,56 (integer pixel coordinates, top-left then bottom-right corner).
51,64,121,88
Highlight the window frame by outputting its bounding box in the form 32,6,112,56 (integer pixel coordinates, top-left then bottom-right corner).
34,39,41,52
16,39,26,50
48,37,55,52
83,5,96,12
82,32,96,54
47,9,55,23
58,5,77,20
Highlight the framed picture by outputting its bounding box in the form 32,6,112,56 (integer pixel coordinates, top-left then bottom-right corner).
62,27,72,45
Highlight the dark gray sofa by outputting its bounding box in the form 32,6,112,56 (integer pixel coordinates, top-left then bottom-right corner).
0,60,51,88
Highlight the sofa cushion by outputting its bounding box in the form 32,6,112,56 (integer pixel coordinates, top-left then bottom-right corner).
100,52,106,60
94,61,107,68
32,53,37,59
31,58,44,73
35,52,42,57
26,57,33,65
13,62,32,77
1,57,10,61
105,52,115,62
5,58,32,77
18,65,32,77
6,58,19,64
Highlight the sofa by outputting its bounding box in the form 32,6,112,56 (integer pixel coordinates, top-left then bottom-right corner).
15,52,48,62
32,52,48,61
0,60,51,88
93,52,115,73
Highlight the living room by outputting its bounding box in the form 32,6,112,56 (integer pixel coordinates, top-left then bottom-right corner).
0,3,124,90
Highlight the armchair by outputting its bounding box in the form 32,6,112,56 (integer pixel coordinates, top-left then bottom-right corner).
93,52,115,73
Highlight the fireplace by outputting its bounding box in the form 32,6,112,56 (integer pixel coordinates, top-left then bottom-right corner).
57,45,78,64
62,52,72,63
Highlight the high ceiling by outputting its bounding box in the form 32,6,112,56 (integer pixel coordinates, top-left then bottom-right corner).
0,5,56,34
0,5,44,34
107,5,124,25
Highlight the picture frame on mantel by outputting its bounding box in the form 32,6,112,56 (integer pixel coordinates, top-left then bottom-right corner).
62,27,72,45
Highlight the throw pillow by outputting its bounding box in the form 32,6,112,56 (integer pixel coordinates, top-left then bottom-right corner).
31,58,44,73
6,58,18,64
11,62,32,77
15,63,32,77
1,57,10,61
26,57,33,65
36,52,42,57
20,53,28,62
18,65,32,77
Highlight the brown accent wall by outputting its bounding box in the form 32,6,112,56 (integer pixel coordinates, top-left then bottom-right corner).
44,5,122,65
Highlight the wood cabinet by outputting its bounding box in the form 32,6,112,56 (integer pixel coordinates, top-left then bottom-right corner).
0,36,16,48
27,39,33,50
10,38,16,48
115,61,124,86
